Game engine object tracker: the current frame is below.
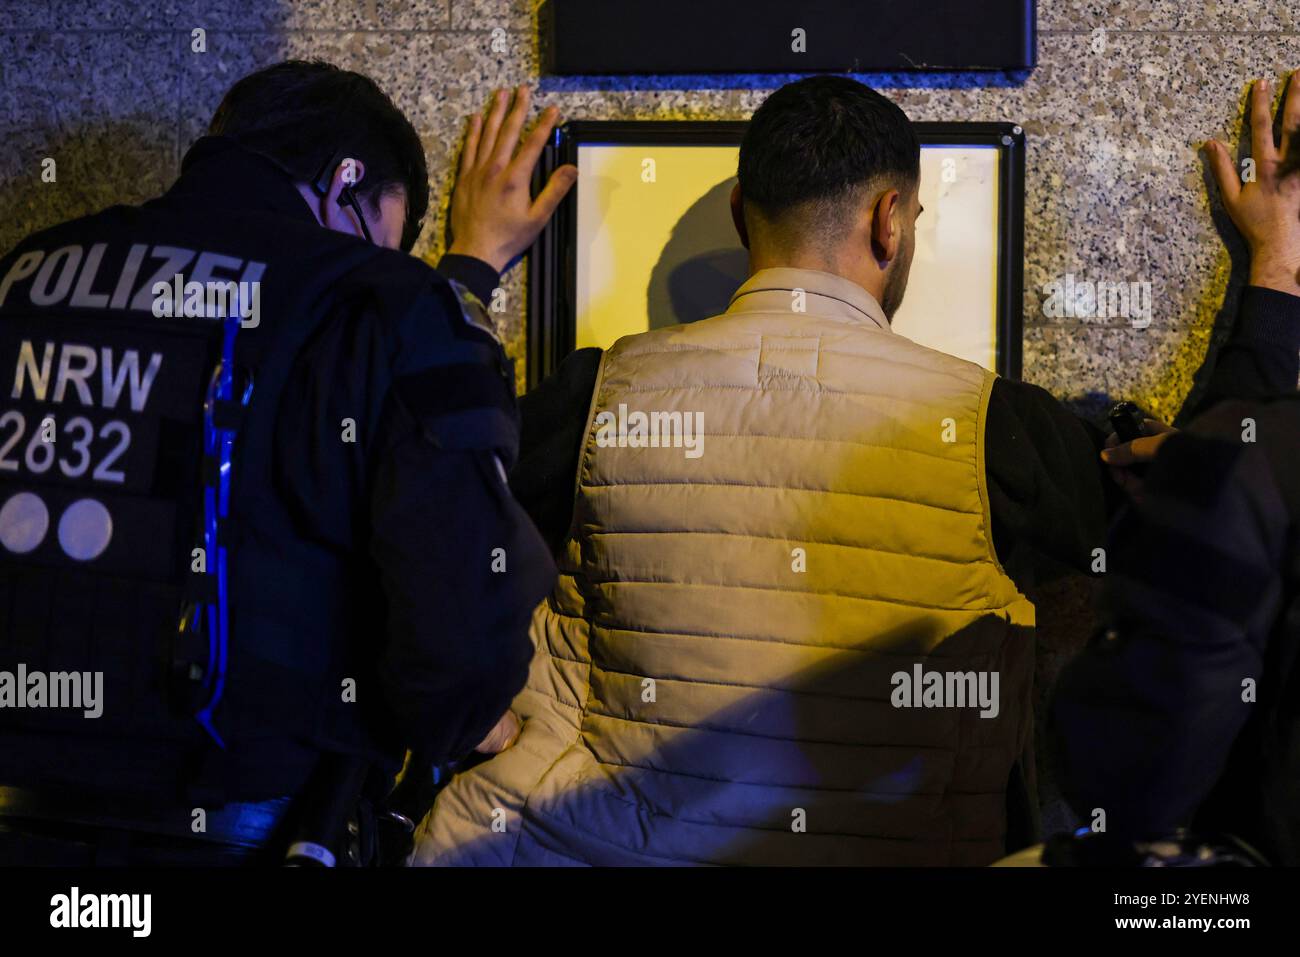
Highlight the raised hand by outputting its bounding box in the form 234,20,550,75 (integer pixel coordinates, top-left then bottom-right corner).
447,86,578,273
1204,72,1300,296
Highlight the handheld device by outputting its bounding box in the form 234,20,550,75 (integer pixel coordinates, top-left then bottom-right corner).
1107,400,1149,477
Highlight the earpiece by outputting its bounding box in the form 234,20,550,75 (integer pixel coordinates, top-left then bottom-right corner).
311,148,349,197
311,148,375,244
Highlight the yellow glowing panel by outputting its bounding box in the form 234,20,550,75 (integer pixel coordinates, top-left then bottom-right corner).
574,142,1002,371
899,145,1001,370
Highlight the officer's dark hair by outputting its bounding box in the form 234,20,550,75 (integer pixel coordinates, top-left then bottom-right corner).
738,76,920,244
209,59,429,251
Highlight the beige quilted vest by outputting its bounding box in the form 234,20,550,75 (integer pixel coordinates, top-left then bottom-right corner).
415,268,1036,866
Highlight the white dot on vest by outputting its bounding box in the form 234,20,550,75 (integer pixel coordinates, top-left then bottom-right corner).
58,498,113,561
0,492,50,554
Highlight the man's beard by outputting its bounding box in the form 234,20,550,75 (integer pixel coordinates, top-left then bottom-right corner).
879,238,914,320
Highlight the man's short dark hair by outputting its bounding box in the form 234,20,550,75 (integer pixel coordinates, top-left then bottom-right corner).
738,76,920,237
209,60,429,251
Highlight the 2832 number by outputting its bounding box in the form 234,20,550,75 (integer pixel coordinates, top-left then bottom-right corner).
0,409,130,483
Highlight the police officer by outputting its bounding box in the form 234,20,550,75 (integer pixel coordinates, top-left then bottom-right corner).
0,61,576,864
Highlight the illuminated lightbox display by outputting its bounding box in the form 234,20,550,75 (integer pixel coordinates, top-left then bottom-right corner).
528,121,1024,386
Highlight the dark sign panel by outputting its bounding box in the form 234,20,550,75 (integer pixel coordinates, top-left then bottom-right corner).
544,0,1038,75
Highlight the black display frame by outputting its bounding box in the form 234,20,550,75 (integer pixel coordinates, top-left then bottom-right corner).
527,120,1025,388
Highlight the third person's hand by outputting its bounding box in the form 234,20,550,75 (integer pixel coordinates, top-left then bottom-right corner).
1204,71,1300,296
1101,418,1178,500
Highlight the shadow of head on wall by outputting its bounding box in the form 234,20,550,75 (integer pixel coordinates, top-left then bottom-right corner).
646,177,749,329
0,123,175,258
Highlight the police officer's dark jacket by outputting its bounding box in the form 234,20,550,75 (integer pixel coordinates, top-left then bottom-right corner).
0,136,555,807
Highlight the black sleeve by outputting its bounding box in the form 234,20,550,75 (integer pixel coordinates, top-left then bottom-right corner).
435,253,501,307
369,285,556,765
1049,421,1293,841
1183,285,1300,420
509,347,604,556
985,378,1117,592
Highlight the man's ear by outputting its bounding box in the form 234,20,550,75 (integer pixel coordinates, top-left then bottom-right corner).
730,182,750,250
868,188,901,266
